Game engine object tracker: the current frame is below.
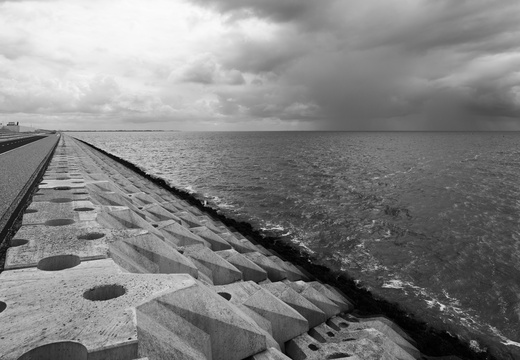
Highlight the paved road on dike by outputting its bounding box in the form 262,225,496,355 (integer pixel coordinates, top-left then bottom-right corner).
0,135,47,155
0,134,59,236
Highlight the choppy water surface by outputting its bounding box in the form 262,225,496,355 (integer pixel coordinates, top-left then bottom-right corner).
71,131,520,355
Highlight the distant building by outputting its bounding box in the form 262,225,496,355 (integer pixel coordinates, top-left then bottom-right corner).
0,122,35,133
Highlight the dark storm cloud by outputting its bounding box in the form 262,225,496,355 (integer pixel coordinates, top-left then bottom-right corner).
191,0,520,130
188,0,325,23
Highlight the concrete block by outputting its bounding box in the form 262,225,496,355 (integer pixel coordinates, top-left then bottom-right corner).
216,249,268,282
141,190,166,203
127,192,158,207
176,211,204,228
109,233,198,278
187,258,214,284
157,221,210,248
285,281,341,318
153,280,268,360
261,282,328,328
246,347,292,360
243,288,308,345
21,201,74,226
5,225,109,270
96,209,164,239
32,188,89,203
136,302,211,360
89,188,136,207
191,226,233,251
219,232,259,253
109,242,154,274
267,256,308,281
308,281,354,312
141,204,182,222
160,201,187,213
253,244,276,257
197,217,224,234
215,282,309,346
0,269,198,360
286,331,397,360
86,181,125,194
310,321,417,360
355,317,419,357
184,245,242,285
243,252,287,281
295,265,316,281
233,304,281,352
119,183,143,194
324,284,355,308
38,178,86,189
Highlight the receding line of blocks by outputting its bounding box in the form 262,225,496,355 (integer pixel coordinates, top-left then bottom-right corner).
0,135,423,360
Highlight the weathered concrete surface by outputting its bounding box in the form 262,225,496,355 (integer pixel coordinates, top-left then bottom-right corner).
0,261,197,359
0,134,435,360
261,282,328,329
216,248,268,282
215,281,309,346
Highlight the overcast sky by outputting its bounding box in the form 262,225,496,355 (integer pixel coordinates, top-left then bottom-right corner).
1,0,520,131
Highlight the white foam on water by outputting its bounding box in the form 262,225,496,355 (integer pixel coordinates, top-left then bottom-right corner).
208,196,235,209
382,279,406,289
260,223,286,232
382,280,484,333
489,326,520,348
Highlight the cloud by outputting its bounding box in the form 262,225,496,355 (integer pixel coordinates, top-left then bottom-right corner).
1,0,520,130
187,0,327,23
170,54,245,85
186,0,520,130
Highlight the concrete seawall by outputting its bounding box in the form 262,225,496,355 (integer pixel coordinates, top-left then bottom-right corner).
0,134,460,359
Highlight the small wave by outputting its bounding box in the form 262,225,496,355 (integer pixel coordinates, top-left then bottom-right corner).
260,222,286,232
211,196,235,209
383,279,484,334
382,279,406,289
489,326,520,348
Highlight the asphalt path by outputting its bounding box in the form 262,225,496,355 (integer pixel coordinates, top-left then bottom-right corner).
0,135,47,155
0,134,59,238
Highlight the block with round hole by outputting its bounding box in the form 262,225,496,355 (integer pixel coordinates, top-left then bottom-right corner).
4,225,110,270
37,254,81,271
16,341,88,360
0,268,205,359
321,323,418,360
286,331,398,360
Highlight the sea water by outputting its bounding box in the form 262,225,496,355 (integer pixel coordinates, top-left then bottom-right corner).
71,131,520,355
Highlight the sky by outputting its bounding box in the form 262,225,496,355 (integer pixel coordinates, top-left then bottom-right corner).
1,0,520,131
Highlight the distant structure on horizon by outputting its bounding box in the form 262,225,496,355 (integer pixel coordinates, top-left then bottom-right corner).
0,121,37,133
